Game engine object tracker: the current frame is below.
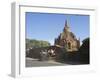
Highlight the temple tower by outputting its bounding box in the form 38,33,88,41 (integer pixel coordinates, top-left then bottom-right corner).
55,20,80,52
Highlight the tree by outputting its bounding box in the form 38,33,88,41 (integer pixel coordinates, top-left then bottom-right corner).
79,37,90,64
26,39,51,49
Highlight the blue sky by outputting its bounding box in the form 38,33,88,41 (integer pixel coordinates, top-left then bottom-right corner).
26,12,89,45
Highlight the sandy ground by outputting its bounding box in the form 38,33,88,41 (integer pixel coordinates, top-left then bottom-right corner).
25,57,67,67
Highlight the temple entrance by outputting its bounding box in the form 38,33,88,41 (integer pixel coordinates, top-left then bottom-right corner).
68,42,71,49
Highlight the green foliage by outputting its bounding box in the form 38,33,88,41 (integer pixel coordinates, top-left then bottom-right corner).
26,39,51,49
82,37,89,44
79,37,90,64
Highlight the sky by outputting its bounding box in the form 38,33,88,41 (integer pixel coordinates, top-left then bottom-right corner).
26,12,89,45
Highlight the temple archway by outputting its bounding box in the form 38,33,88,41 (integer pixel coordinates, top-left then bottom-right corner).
68,42,71,49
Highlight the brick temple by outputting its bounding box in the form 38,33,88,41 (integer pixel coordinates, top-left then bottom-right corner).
54,20,80,52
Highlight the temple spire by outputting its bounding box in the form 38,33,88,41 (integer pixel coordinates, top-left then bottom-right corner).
64,19,70,32
65,20,68,27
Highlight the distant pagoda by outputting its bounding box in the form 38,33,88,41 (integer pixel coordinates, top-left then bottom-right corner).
54,20,80,52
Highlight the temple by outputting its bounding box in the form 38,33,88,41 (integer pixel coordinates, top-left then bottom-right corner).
54,20,80,52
